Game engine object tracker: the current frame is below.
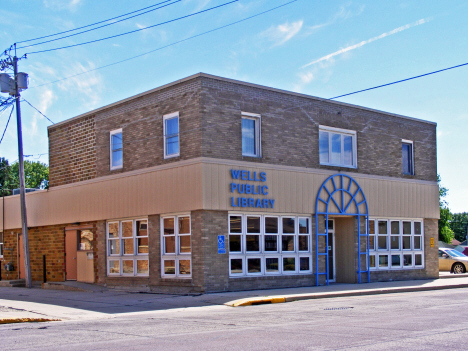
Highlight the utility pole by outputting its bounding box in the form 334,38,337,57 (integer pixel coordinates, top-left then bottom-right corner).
0,47,31,288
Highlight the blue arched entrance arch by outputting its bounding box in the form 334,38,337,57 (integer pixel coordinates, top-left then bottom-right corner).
314,174,369,286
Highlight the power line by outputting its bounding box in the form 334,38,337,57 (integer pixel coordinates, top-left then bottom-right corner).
22,99,55,124
16,0,182,50
0,106,14,144
329,62,468,100
26,0,239,55
16,0,176,44
30,0,299,89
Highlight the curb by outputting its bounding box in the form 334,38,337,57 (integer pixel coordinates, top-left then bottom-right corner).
0,318,60,325
226,283,468,307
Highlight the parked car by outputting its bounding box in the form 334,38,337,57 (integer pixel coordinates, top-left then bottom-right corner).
439,248,468,274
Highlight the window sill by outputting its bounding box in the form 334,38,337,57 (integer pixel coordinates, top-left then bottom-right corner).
110,166,123,171
320,163,357,169
164,154,180,160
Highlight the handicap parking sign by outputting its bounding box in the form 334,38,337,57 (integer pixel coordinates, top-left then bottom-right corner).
218,235,226,254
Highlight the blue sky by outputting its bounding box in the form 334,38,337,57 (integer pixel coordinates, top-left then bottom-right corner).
0,0,467,212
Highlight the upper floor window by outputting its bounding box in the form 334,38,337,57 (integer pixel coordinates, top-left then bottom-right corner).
110,129,123,170
163,112,179,158
402,140,414,175
319,126,357,168
241,112,261,157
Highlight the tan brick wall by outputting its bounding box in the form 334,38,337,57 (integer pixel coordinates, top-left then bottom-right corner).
200,77,437,182
48,75,437,188
48,115,96,187
0,222,97,282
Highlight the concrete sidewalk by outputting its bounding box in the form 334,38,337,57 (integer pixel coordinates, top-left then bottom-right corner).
1,275,468,323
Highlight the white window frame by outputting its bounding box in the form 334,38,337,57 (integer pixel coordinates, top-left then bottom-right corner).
161,213,191,278
106,218,149,277
319,125,357,168
369,218,424,271
163,112,180,159
402,139,414,175
241,112,261,158
109,128,123,170
228,213,312,277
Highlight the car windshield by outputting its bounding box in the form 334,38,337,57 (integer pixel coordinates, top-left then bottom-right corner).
449,250,467,257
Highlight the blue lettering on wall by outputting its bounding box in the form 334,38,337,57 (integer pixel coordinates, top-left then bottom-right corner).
229,169,275,209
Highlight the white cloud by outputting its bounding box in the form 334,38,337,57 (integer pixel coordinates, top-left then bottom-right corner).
302,18,431,68
43,0,83,11
299,72,314,84
303,3,365,36
57,61,103,108
261,20,303,47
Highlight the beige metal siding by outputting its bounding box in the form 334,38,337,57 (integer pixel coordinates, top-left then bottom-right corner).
0,159,439,230
1,163,203,230
201,162,439,218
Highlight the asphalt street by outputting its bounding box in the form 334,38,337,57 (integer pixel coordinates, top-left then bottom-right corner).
1,287,467,350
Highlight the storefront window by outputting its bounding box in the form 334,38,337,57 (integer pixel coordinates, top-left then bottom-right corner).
161,214,191,278
106,219,149,276
229,214,312,277
369,219,424,271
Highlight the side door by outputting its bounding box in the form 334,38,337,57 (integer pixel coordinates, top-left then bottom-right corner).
65,230,78,280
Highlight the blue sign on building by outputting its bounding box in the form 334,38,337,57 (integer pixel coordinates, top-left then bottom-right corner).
217,235,226,254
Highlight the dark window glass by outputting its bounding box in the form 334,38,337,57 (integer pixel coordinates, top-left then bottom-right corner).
247,258,261,273
299,218,309,233
391,255,401,267
403,221,411,234
300,257,310,271
229,235,241,252
414,236,422,250
265,217,278,233
402,143,413,175
415,254,422,266
246,235,260,252
230,216,242,233
299,236,308,251
403,254,412,266
282,218,295,233
230,259,243,274
266,258,279,272
414,222,422,235
282,235,294,251
264,235,278,251
403,236,411,250
247,217,260,233
378,221,387,234
283,257,295,271
391,221,400,234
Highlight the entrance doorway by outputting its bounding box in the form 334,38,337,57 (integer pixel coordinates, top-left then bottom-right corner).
315,174,369,286
333,216,357,283
65,230,78,280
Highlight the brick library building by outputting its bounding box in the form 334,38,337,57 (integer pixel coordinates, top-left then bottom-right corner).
0,73,439,293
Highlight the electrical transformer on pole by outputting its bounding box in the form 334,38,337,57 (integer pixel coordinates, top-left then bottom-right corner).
0,48,32,288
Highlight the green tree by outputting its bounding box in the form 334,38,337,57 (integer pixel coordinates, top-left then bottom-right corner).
8,160,49,190
450,212,468,243
438,174,454,243
0,157,11,195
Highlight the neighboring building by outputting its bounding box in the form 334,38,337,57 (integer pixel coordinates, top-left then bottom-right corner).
0,73,439,293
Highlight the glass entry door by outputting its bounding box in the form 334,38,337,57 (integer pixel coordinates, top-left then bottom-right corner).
327,220,336,283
